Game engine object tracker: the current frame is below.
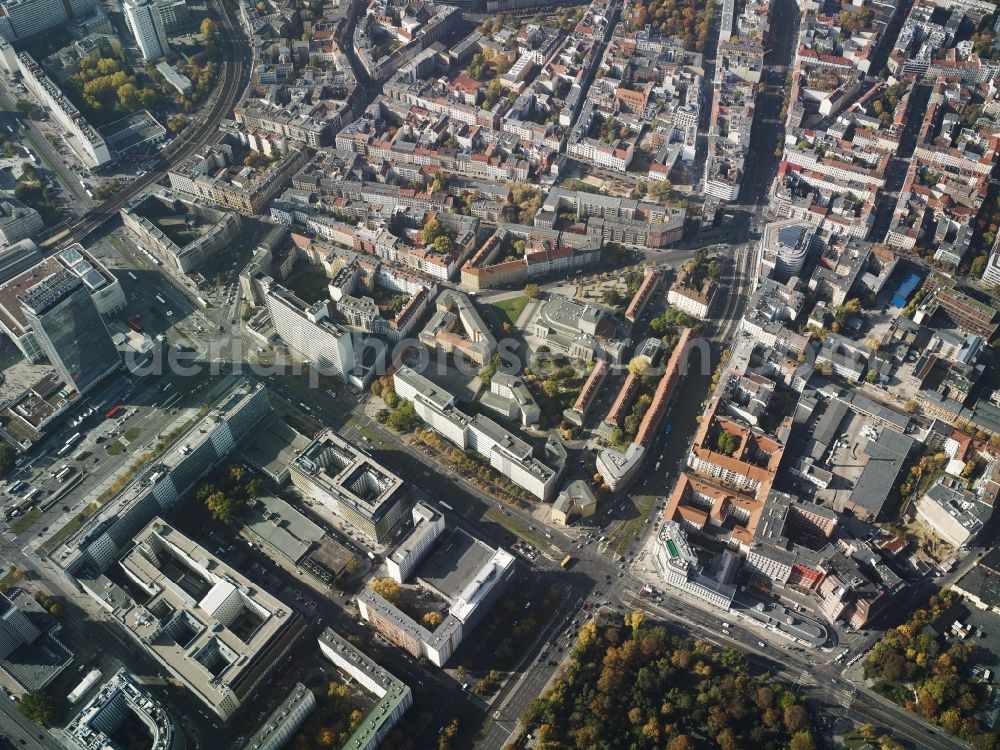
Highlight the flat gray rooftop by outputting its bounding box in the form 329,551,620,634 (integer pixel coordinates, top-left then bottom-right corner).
415,528,495,602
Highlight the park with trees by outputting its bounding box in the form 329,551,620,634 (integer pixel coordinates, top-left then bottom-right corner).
521,613,817,750
863,589,998,748
503,182,544,224
371,376,420,433
625,0,715,49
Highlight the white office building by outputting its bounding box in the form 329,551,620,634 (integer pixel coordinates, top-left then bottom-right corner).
264,280,358,383
124,0,169,60
386,503,445,583
0,0,97,42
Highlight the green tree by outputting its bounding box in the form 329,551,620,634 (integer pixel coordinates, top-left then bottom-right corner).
719,647,748,673
715,431,738,455
18,690,55,725
524,283,540,299
118,82,142,112
970,255,987,278
387,401,417,432
433,234,453,254
483,79,503,109
422,611,443,628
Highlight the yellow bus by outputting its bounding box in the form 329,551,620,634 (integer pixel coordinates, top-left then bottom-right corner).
560,555,573,569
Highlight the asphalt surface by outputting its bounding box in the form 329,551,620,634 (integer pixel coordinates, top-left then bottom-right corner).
0,695,58,750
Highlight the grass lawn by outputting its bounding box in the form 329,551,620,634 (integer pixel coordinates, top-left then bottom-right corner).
124,427,142,441
607,494,658,555
106,440,125,456
490,295,529,327
9,508,42,534
41,503,98,553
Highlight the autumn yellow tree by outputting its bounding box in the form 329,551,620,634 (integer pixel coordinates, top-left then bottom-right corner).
371,578,401,603
422,611,444,629
624,610,645,635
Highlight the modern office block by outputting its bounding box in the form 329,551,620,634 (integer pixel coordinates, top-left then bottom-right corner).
0,245,126,363
64,669,180,750
289,429,409,543
123,0,169,60
19,269,120,394
83,519,306,721
0,0,98,41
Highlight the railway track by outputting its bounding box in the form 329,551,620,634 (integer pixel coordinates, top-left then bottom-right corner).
41,0,252,246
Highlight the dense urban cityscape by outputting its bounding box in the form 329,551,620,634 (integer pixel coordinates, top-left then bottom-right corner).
0,0,997,748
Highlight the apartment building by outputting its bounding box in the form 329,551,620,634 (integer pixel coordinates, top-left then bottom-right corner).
16,52,111,165
240,683,315,750
915,476,991,548
686,401,785,498
235,100,342,148
318,629,412,750
359,528,515,666
393,366,563,499
481,371,541,428
263,280,361,384
418,289,496,366
120,191,242,274
568,358,607,424
625,269,660,323
386,502,445,583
